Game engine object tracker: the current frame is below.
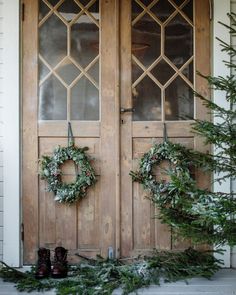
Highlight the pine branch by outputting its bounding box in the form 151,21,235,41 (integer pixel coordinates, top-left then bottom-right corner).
0,262,28,282
0,250,223,294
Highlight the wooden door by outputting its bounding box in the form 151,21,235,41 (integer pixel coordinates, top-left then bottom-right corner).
22,0,120,264
22,0,210,264
119,0,210,257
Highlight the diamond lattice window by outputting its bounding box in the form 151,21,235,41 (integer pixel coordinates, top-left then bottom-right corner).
38,0,100,121
132,0,194,121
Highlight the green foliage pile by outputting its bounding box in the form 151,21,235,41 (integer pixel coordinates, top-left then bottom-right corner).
0,248,222,295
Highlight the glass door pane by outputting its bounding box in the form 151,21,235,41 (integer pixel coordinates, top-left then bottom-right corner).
38,0,100,121
131,0,194,121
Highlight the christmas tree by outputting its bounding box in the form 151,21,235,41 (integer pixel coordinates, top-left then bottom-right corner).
193,13,236,182
131,13,236,247
176,12,236,246
188,12,236,246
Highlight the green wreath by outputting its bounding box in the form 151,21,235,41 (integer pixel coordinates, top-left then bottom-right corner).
130,140,193,195
40,145,96,204
130,140,214,243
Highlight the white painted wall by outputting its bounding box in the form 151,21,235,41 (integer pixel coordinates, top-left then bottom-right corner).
213,0,231,268
2,0,20,267
0,0,4,263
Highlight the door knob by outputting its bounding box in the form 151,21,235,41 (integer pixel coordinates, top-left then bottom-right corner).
120,107,135,113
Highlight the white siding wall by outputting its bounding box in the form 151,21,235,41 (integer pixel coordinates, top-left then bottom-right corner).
2,0,20,267
213,0,231,268
0,0,3,263
231,0,236,268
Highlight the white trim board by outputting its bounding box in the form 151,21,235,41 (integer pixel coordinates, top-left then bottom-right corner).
3,0,20,267
213,0,231,268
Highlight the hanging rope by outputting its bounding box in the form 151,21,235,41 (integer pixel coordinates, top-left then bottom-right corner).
67,122,78,176
68,122,75,147
163,122,168,142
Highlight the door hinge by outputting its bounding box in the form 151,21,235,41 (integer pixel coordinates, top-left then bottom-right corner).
209,0,213,21
21,3,25,22
21,223,24,241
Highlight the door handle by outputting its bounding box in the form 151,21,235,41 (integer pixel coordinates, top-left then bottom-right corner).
120,107,135,113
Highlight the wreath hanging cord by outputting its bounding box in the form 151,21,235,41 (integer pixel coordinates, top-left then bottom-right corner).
163,122,168,143
40,122,96,204
68,122,79,177
68,121,75,147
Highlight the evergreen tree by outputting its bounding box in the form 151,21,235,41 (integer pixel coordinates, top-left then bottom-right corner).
131,14,236,247
193,13,236,182
180,13,236,246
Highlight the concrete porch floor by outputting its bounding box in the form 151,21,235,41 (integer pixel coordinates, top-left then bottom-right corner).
0,269,236,294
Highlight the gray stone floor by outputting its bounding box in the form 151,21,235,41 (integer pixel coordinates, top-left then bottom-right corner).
0,269,236,294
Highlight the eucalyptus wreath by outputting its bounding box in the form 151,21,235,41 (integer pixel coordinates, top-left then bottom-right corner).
130,140,194,195
40,145,96,204
130,140,236,246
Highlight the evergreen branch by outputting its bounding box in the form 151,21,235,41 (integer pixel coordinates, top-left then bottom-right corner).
75,253,96,262
216,37,236,58
0,250,223,294
0,261,28,282
195,75,236,100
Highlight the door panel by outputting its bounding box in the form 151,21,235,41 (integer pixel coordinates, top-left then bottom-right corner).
38,137,101,263
22,0,210,263
131,137,194,253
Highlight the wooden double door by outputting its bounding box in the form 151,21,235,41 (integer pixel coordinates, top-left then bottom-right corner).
22,0,210,264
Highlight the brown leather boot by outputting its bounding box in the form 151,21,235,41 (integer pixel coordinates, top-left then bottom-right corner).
51,247,68,278
35,248,51,279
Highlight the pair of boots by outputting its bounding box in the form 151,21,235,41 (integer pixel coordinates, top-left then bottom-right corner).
35,247,68,279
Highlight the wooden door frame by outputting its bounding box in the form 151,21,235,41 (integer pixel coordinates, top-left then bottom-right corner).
2,0,231,266
100,0,121,258
22,0,38,264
